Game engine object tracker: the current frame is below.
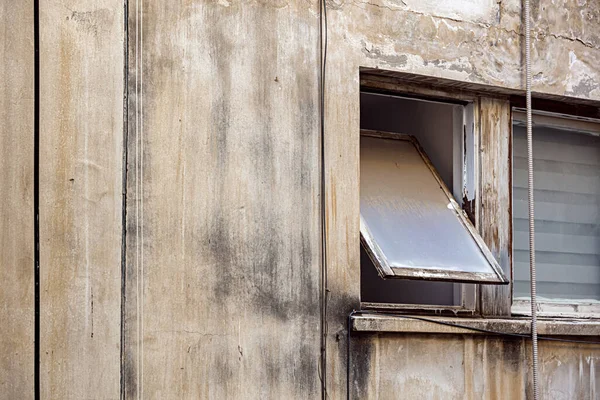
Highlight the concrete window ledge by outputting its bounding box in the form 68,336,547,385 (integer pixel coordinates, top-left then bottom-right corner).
351,313,600,337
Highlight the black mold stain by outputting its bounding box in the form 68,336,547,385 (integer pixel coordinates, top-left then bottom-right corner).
202,2,320,319
205,1,234,304
198,2,321,393
349,333,374,399
123,1,322,395
262,339,320,397
486,336,524,373
213,351,236,397
122,347,138,399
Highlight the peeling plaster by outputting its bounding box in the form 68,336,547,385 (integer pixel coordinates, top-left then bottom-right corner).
336,0,600,100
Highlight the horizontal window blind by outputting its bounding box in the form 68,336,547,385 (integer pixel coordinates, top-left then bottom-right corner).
513,123,600,302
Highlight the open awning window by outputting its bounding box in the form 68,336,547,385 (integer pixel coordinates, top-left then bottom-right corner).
360,131,508,284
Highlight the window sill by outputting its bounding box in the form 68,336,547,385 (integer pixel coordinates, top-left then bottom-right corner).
351,312,600,337
512,299,600,319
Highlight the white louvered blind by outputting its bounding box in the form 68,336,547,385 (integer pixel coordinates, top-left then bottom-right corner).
513,116,600,302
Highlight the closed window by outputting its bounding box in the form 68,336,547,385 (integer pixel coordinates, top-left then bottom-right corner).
512,110,600,315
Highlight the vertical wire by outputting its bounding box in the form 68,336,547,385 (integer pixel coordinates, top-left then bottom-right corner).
319,0,329,398
319,0,324,395
524,0,539,398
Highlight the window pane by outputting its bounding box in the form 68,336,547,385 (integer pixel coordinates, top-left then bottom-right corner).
512,122,600,301
360,134,507,284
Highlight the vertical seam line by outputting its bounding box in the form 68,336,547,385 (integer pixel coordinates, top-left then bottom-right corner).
33,0,40,397
120,0,129,398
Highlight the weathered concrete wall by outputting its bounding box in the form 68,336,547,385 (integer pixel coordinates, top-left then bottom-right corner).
122,1,321,398
331,0,600,98
0,2,34,399
350,333,599,399
39,0,124,398
325,0,600,397
2,0,600,398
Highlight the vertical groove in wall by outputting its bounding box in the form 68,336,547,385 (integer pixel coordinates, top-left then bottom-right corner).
120,0,129,398
33,0,40,398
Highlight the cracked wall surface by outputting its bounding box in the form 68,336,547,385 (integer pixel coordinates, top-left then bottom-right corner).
333,0,600,98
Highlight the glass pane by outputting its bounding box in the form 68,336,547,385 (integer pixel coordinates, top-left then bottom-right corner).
513,122,600,302
360,134,506,283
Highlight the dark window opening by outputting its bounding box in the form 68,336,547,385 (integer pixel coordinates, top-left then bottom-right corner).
360,92,506,306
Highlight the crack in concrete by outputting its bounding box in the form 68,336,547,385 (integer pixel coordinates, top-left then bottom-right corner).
348,0,600,51
543,32,597,50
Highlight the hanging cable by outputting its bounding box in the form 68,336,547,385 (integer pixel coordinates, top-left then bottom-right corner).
524,0,539,398
319,0,329,398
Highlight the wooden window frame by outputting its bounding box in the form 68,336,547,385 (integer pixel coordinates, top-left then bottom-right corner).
360,69,600,318
360,74,513,316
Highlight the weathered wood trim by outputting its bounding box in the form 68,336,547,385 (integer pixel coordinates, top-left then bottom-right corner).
469,100,482,230
361,69,600,111
0,2,35,398
361,74,477,103
39,1,124,397
478,98,513,316
324,67,362,400
356,87,485,313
